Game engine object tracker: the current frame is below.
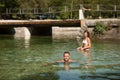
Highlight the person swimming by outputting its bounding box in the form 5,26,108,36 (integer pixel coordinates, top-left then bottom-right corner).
56,51,79,70
43,51,78,70
57,51,77,62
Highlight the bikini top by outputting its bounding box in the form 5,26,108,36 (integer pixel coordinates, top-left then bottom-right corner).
82,39,88,45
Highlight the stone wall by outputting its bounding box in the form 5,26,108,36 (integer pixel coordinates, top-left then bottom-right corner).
52,26,80,40
52,26,120,40
14,27,31,39
88,27,120,39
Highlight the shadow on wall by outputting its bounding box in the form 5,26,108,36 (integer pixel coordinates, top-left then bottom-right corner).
0,27,52,36
31,27,52,36
0,28,15,35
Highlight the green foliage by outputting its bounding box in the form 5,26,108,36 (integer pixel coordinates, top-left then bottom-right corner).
93,22,106,37
0,3,4,8
0,0,120,19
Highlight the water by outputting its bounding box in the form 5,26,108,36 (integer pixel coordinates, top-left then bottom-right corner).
0,35,120,80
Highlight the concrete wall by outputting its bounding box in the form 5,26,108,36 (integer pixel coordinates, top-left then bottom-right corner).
52,26,80,40
88,27,120,39
52,26,120,40
13,26,120,40
14,27,31,39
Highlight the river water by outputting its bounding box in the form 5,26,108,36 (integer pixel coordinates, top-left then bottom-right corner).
0,35,120,80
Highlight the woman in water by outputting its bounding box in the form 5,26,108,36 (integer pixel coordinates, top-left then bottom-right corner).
77,30,91,56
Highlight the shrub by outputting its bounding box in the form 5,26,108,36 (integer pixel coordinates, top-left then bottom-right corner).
93,22,106,37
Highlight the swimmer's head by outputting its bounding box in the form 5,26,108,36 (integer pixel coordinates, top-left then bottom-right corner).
84,30,90,38
63,51,70,62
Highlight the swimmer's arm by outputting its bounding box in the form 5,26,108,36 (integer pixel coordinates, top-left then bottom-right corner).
69,59,78,62
56,59,64,62
42,61,56,66
42,59,65,66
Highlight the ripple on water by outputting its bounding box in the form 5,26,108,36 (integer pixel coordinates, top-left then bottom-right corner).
57,69,81,80
107,75,120,80
40,73,48,77
0,36,120,80
24,57,33,62
113,66,120,69
96,68,113,73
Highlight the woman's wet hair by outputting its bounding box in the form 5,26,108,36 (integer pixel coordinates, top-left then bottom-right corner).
84,30,90,37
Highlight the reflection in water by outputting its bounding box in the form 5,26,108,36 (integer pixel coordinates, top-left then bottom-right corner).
55,61,95,80
56,62,81,80
57,69,81,80
24,36,30,48
77,45,93,69
14,35,30,48
84,52,93,69
64,62,70,70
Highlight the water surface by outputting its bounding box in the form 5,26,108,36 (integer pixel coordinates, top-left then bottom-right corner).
0,35,120,80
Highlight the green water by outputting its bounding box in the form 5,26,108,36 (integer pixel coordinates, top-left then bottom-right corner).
0,35,120,80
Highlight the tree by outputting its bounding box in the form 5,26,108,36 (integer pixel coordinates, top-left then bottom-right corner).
0,0,120,19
